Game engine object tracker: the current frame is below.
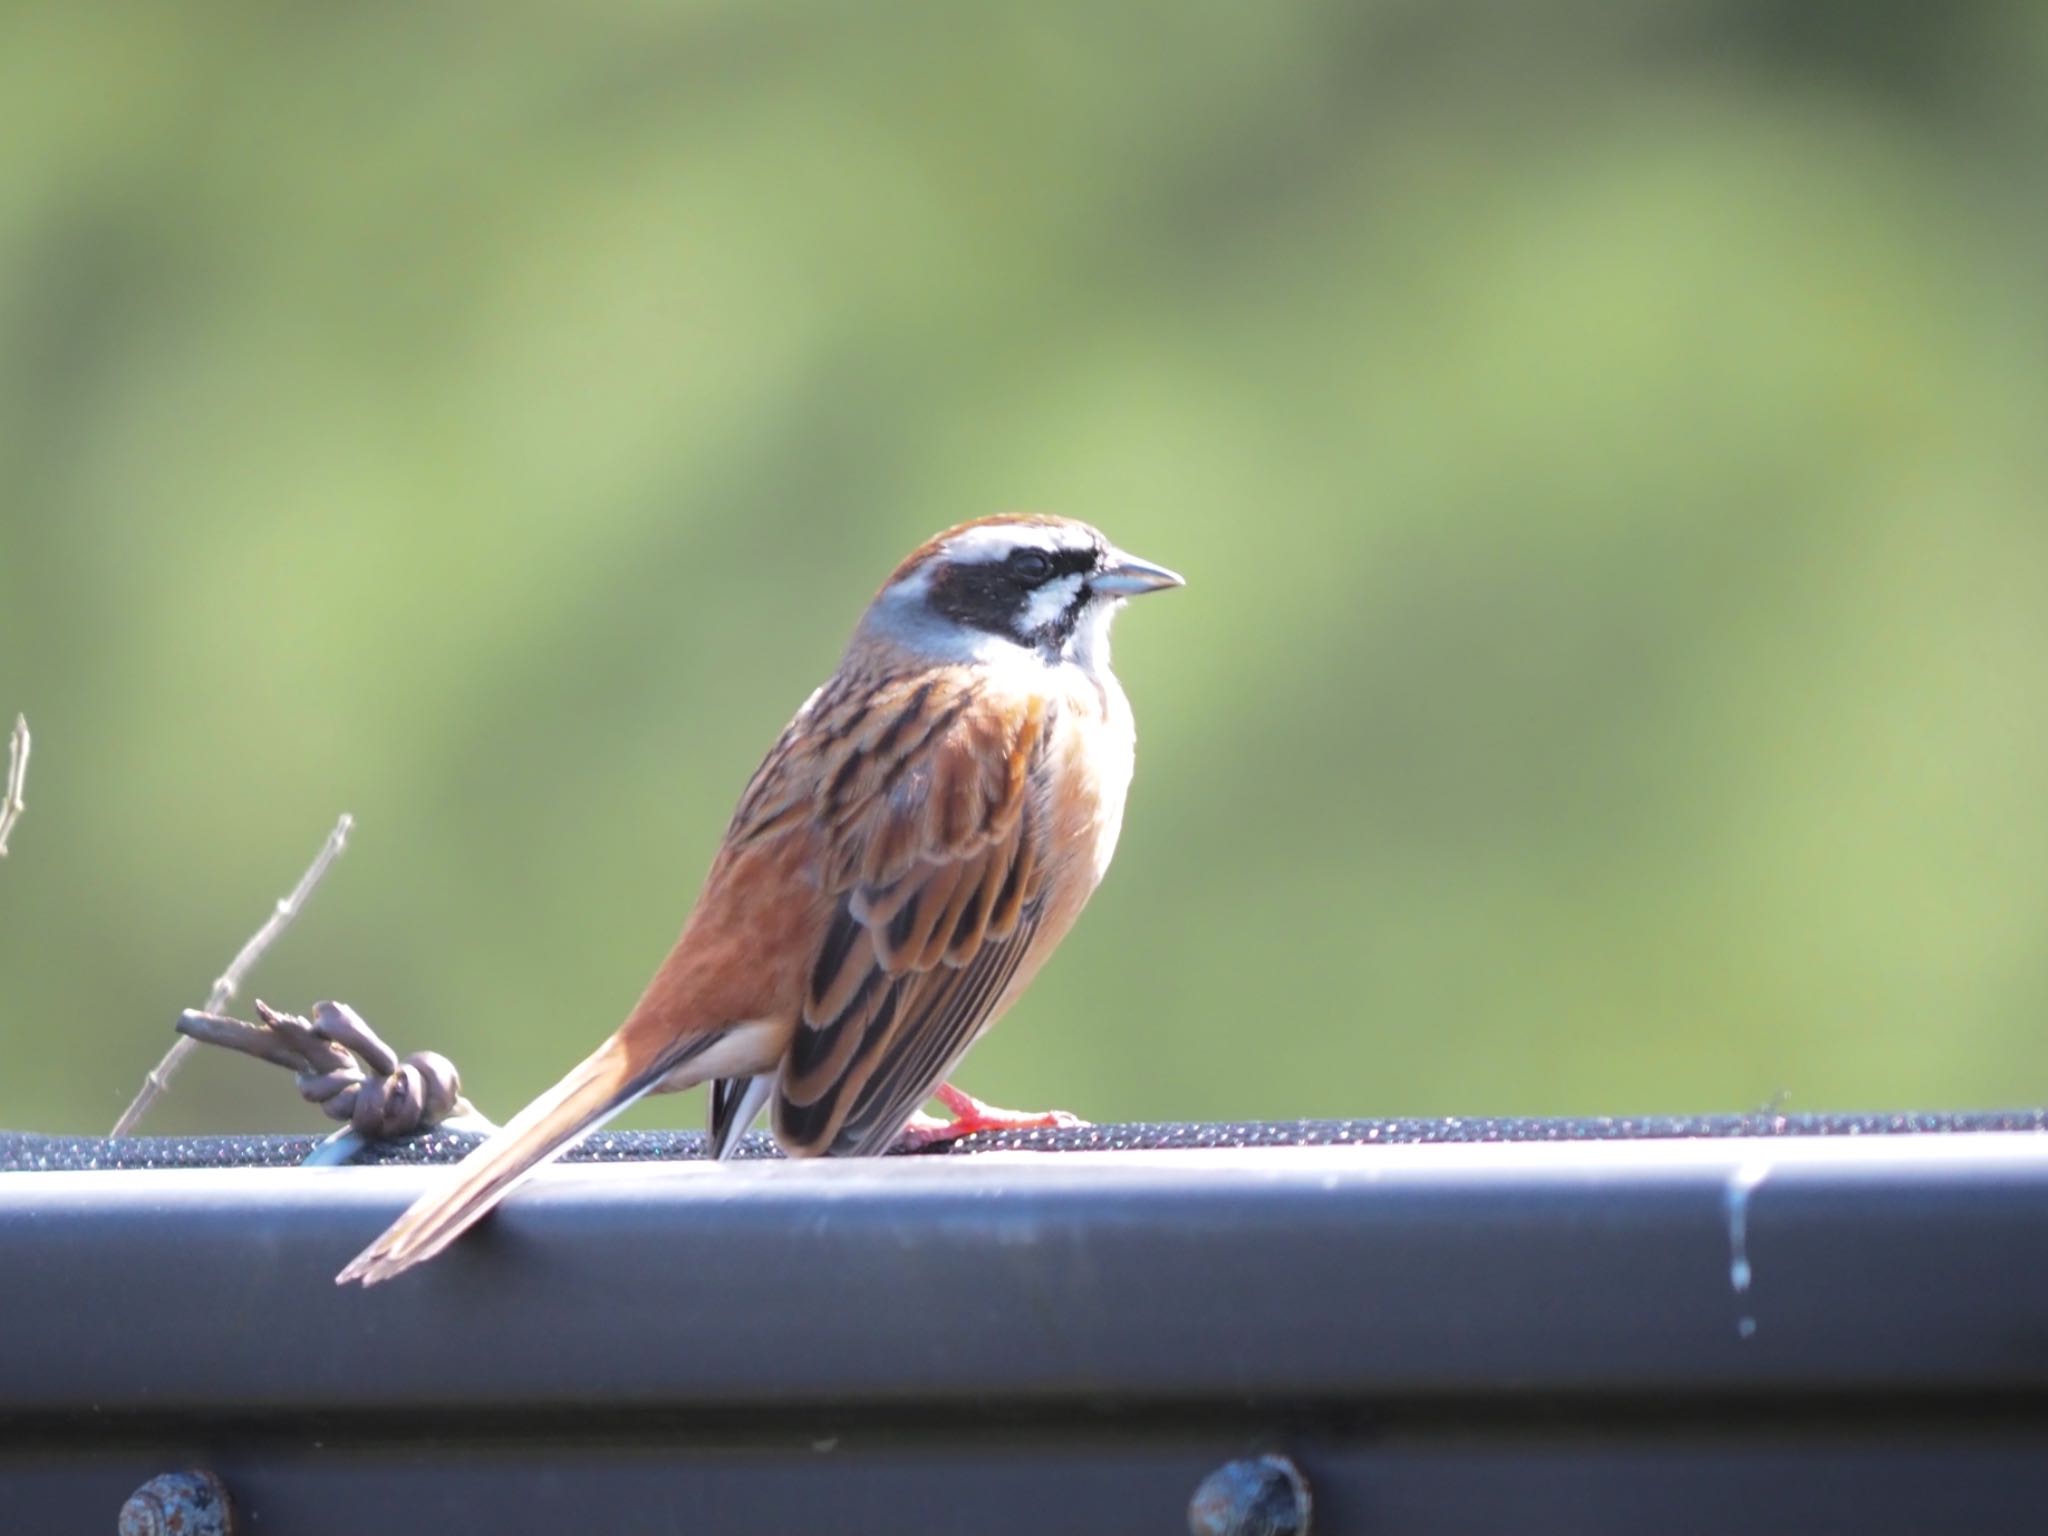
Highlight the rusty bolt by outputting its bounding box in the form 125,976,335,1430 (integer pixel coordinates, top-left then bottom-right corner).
118,1469,235,1536
1189,1452,1312,1536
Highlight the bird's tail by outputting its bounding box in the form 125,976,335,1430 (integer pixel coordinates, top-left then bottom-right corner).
336,1037,657,1286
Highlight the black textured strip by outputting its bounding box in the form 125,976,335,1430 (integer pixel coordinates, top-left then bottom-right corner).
6,1107,2048,1171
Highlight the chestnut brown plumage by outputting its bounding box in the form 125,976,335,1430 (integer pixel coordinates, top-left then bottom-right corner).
338,515,1182,1284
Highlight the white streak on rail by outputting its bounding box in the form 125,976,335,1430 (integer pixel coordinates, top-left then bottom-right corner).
1725,1158,1771,1339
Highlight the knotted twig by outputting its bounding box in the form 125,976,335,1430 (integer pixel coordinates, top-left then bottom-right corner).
176,1000,492,1154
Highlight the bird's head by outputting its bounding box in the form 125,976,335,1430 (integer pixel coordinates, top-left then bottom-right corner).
863,515,1183,669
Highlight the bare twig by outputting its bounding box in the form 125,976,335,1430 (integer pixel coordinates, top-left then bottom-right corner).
0,714,28,857
111,812,355,1136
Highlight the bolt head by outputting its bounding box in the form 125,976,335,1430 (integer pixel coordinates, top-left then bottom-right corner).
119,1469,234,1536
1189,1453,1312,1536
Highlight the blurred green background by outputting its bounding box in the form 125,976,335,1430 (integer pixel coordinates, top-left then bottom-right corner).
3,1,2046,1138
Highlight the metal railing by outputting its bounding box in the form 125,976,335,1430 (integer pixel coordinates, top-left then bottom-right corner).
6,1114,2048,1534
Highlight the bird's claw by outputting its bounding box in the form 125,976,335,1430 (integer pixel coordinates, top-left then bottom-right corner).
894,1085,1088,1151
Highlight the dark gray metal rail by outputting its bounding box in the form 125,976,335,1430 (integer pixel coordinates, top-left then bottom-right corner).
5,1115,2048,1534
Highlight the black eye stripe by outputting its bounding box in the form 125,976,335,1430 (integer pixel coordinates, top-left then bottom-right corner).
924,539,1103,653
1008,549,1054,581
1003,544,1098,584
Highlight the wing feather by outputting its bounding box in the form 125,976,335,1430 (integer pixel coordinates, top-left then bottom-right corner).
773,675,1053,1156
822,898,1045,1156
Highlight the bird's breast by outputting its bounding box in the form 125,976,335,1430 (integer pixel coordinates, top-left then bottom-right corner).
1039,664,1138,897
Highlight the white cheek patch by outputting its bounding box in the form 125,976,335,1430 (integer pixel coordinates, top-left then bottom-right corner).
1020,573,1084,634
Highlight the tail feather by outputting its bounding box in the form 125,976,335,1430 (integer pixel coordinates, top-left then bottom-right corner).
708,1073,775,1161
336,1039,651,1286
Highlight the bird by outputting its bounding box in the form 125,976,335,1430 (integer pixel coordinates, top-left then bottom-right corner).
338,514,1183,1284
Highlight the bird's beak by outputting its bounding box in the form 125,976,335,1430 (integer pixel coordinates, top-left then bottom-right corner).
1092,550,1186,597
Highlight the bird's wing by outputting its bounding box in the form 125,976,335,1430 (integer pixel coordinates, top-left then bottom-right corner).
769,672,1053,1156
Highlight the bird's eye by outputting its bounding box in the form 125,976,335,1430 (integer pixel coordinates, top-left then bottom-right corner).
1009,549,1054,581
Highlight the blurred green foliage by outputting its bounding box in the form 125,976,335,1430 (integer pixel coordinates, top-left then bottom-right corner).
3,1,2047,1136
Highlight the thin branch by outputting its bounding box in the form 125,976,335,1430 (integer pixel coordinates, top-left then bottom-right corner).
0,714,28,857
110,812,355,1136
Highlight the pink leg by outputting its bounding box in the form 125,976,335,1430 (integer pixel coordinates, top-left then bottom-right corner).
895,1083,1087,1151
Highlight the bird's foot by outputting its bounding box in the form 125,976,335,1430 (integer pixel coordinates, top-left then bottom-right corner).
895,1083,1087,1151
